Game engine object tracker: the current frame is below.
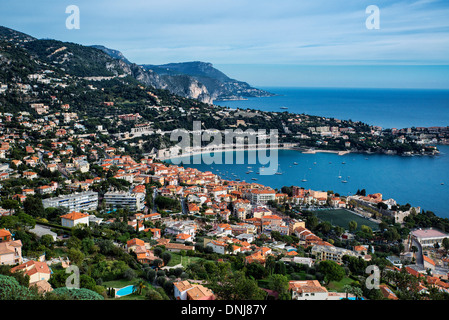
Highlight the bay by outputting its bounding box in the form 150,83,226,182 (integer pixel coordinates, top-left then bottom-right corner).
168,146,449,218
168,87,449,218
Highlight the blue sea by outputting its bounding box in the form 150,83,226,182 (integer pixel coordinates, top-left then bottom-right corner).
215,87,449,129
169,87,449,218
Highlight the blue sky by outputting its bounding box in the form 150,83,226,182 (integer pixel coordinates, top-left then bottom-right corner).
1,0,449,88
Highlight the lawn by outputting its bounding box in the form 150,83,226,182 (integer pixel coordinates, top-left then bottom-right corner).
167,253,203,268
102,278,140,289
327,276,357,292
313,209,379,231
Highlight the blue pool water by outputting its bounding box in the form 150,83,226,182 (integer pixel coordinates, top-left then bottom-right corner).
116,285,134,297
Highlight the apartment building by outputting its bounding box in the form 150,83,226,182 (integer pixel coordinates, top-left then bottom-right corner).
103,191,145,211
42,191,98,212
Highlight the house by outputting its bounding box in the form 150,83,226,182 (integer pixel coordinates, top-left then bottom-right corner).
188,203,200,215
386,256,402,269
281,256,314,268
186,284,215,300
0,229,12,242
173,280,215,300
36,185,53,195
145,213,161,221
423,255,436,271
0,230,23,265
126,238,146,252
176,233,194,243
206,240,228,254
353,245,369,255
165,243,195,253
23,171,38,180
289,280,329,300
135,248,158,265
11,260,52,284
165,221,196,237
128,220,145,232
379,284,398,300
60,211,90,228
245,250,266,265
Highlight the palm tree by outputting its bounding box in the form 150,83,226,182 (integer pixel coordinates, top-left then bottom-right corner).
343,284,353,299
133,279,147,296
343,284,363,300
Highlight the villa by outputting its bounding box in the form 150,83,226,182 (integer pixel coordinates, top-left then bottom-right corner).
60,211,90,228
11,260,52,284
173,280,215,300
0,229,23,265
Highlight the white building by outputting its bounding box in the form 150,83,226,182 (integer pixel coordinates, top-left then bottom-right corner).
42,191,98,212
60,211,90,228
311,245,358,263
289,280,329,300
206,240,228,254
249,189,276,204
411,228,449,248
103,191,145,211
164,221,196,237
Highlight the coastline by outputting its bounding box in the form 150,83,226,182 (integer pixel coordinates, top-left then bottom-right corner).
157,146,351,162
156,143,438,163
301,149,351,156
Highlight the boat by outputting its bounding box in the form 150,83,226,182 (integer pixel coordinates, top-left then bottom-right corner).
342,161,346,164
280,106,288,109
293,162,298,165
341,180,348,183
338,170,342,179
275,164,283,175
251,178,258,181
301,174,307,182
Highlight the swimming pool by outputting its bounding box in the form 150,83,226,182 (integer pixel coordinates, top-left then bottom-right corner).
115,285,134,297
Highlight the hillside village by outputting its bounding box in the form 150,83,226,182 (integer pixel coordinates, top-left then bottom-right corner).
2,26,449,301
2,104,449,300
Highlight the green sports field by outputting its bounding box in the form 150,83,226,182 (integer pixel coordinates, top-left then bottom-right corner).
312,209,379,231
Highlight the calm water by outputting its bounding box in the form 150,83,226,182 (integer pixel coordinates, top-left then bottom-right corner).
169,87,449,218
169,146,449,218
215,87,449,129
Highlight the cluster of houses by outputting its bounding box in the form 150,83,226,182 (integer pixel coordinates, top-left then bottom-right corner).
1,107,449,301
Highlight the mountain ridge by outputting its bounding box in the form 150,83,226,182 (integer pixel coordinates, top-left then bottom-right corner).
141,61,274,101
0,25,272,104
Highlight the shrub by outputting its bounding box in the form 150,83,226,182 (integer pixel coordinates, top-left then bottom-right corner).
50,287,104,300
0,274,39,300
